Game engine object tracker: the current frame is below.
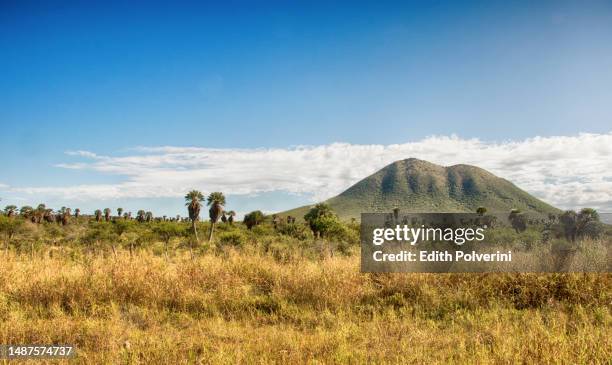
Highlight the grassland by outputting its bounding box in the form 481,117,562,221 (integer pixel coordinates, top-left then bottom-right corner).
1,223,610,364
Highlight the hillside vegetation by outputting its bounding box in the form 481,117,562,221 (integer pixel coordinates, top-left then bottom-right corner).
282,158,560,221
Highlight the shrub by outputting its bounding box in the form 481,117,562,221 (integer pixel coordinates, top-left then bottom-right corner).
276,222,312,240
218,231,245,247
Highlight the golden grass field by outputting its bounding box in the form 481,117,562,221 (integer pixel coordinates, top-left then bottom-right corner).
1,248,610,364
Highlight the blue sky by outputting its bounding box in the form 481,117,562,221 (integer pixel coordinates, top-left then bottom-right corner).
1,1,611,216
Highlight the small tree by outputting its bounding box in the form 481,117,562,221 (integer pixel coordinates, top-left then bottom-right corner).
304,203,338,238
508,209,527,233
304,203,344,257
112,219,137,257
153,222,185,259
136,210,146,223
476,207,487,216
94,209,103,222
117,207,123,218
0,216,24,255
244,210,265,230
4,205,17,218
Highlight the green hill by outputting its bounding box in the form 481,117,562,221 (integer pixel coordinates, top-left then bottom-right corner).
280,158,560,221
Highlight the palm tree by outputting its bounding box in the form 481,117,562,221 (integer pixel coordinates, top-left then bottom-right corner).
117,208,123,218
207,192,225,241
74,208,80,218
227,211,236,225
185,190,204,241
4,205,17,218
61,208,71,226
559,208,602,242
136,210,146,223
20,206,33,220
35,204,47,223
94,209,103,222
103,208,111,222
145,211,153,222
508,209,526,233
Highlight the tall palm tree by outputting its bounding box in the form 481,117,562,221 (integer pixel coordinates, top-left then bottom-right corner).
103,208,111,222
207,192,225,241
136,210,146,223
94,209,102,222
117,208,123,218
185,190,204,241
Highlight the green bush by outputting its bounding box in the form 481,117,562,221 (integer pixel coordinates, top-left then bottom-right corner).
218,231,245,247
276,222,312,240
251,224,274,237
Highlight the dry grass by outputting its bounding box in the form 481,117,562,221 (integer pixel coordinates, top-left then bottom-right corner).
0,250,610,364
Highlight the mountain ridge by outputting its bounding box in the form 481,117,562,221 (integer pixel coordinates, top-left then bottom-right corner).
280,158,560,220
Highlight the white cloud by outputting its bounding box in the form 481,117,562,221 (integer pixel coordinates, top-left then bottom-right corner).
5,133,612,211
64,150,101,159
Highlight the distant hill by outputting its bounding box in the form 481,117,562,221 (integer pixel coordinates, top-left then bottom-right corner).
280,158,560,221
